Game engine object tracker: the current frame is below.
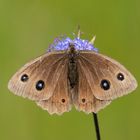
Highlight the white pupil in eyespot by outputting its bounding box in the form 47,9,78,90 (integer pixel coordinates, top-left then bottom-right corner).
117,73,124,81
101,80,110,90
21,74,29,82
36,80,45,91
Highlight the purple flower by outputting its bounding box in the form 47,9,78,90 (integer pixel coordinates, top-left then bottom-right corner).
48,37,98,52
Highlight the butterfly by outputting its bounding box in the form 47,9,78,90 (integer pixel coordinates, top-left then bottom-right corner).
8,31,137,115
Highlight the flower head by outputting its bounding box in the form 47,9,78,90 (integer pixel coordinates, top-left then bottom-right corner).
48,36,98,52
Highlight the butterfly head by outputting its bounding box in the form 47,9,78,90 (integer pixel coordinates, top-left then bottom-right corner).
68,43,76,53
48,37,98,53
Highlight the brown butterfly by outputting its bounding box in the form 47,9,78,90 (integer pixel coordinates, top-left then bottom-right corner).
8,33,137,115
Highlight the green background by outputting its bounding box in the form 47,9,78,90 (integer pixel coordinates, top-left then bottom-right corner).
0,0,139,140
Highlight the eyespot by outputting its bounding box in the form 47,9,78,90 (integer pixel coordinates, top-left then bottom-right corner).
82,98,86,103
21,74,29,82
61,99,66,103
117,73,124,81
36,80,45,91
100,80,110,90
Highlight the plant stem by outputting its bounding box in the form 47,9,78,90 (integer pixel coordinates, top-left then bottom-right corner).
92,113,101,140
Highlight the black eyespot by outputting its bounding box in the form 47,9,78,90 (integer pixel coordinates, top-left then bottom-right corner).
61,99,66,103
100,80,110,90
21,74,29,82
36,80,45,91
82,98,86,103
117,73,124,81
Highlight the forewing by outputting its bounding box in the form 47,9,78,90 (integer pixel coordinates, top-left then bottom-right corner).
73,62,111,113
8,52,68,101
36,61,72,115
78,51,137,100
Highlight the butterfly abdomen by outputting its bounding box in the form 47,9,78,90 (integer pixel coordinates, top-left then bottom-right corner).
68,47,78,89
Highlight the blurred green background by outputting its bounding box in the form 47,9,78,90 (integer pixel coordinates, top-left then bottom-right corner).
0,0,139,140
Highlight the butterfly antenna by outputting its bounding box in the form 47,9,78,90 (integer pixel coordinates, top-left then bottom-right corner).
90,35,96,45
77,25,81,38
92,113,101,140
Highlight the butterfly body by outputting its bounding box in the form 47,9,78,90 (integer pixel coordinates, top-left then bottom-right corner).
8,36,137,115
68,44,79,89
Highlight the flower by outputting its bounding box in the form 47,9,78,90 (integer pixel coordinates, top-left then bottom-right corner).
48,36,98,52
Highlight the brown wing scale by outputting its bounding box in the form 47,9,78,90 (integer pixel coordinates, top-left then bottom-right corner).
36,60,72,115
73,61,111,113
8,52,68,101
78,51,137,100
8,49,137,115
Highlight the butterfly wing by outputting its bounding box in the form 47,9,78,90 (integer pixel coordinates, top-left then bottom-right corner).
77,51,137,101
73,61,111,113
36,61,72,115
8,52,68,101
